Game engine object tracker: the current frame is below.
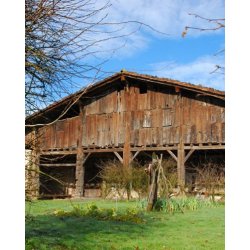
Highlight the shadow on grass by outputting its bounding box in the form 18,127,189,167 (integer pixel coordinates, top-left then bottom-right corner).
26,214,146,250
25,206,225,250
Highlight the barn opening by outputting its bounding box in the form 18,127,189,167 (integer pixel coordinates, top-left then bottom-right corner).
39,154,77,199
185,149,225,193
84,152,117,198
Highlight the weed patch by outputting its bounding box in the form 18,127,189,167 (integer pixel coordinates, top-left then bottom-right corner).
53,202,145,224
150,197,220,214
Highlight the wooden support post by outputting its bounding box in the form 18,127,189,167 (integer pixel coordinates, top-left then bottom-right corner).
75,105,85,198
177,146,185,187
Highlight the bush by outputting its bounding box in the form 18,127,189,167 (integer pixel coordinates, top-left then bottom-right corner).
53,202,145,223
158,158,178,198
194,162,225,201
130,163,148,199
99,160,148,200
99,158,178,201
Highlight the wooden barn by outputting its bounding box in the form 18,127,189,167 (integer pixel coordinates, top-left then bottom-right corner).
25,71,225,199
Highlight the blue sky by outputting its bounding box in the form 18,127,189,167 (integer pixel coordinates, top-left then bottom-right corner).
83,0,225,91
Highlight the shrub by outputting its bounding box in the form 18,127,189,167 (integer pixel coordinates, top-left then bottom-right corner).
99,160,148,200
151,197,218,214
158,158,178,198
130,163,148,199
99,158,178,201
99,160,130,199
53,202,145,223
194,162,225,201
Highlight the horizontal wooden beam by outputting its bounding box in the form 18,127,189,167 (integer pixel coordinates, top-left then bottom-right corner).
82,146,179,153
39,163,76,167
83,148,123,153
131,146,178,151
40,150,77,155
39,144,224,155
184,145,225,150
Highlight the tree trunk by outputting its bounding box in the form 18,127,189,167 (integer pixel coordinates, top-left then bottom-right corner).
147,164,159,211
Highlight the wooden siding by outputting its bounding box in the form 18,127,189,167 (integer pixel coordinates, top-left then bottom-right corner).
82,85,224,148
38,116,80,149
33,84,224,150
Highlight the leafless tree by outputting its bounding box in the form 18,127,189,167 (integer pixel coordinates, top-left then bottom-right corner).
25,0,168,200
25,0,167,116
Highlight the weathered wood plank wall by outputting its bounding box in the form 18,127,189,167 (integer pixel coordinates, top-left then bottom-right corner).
81,85,224,148
38,116,80,149
36,83,224,150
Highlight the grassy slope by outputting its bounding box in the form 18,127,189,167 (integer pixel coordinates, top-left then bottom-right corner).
26,199,224,250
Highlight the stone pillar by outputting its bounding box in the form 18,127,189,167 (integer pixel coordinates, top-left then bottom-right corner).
75,149,85,198
25,149,40,200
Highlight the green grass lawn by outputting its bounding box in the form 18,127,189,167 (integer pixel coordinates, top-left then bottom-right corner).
25,199,224,250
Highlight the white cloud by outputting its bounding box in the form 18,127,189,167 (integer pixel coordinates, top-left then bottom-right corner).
149,55,225,90
87,0,225,58
74,0,225,84
108,0,225,37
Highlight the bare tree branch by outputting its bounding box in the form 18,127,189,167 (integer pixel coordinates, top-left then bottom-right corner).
25,0,169,117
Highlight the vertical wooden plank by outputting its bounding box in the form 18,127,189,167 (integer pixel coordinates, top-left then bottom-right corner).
196,102,202,144
157,127,163,146
150,90,156,109
162,127,167,145
151,109,158,128
146,128,151,146
134,129,139,146
82,108,87,147
123,86,131,167
151,127,157,145
139,128,146,146
211,122,218,143
63,120,69,148
113,112,119,147
91,115,97,145
146,89,151,110
130,86,136,111
85,116,91,146
177,92,185,186
72,118,77,147
113,90,118,112
221,122,225,143
118,112,123,145
120,89,126,112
